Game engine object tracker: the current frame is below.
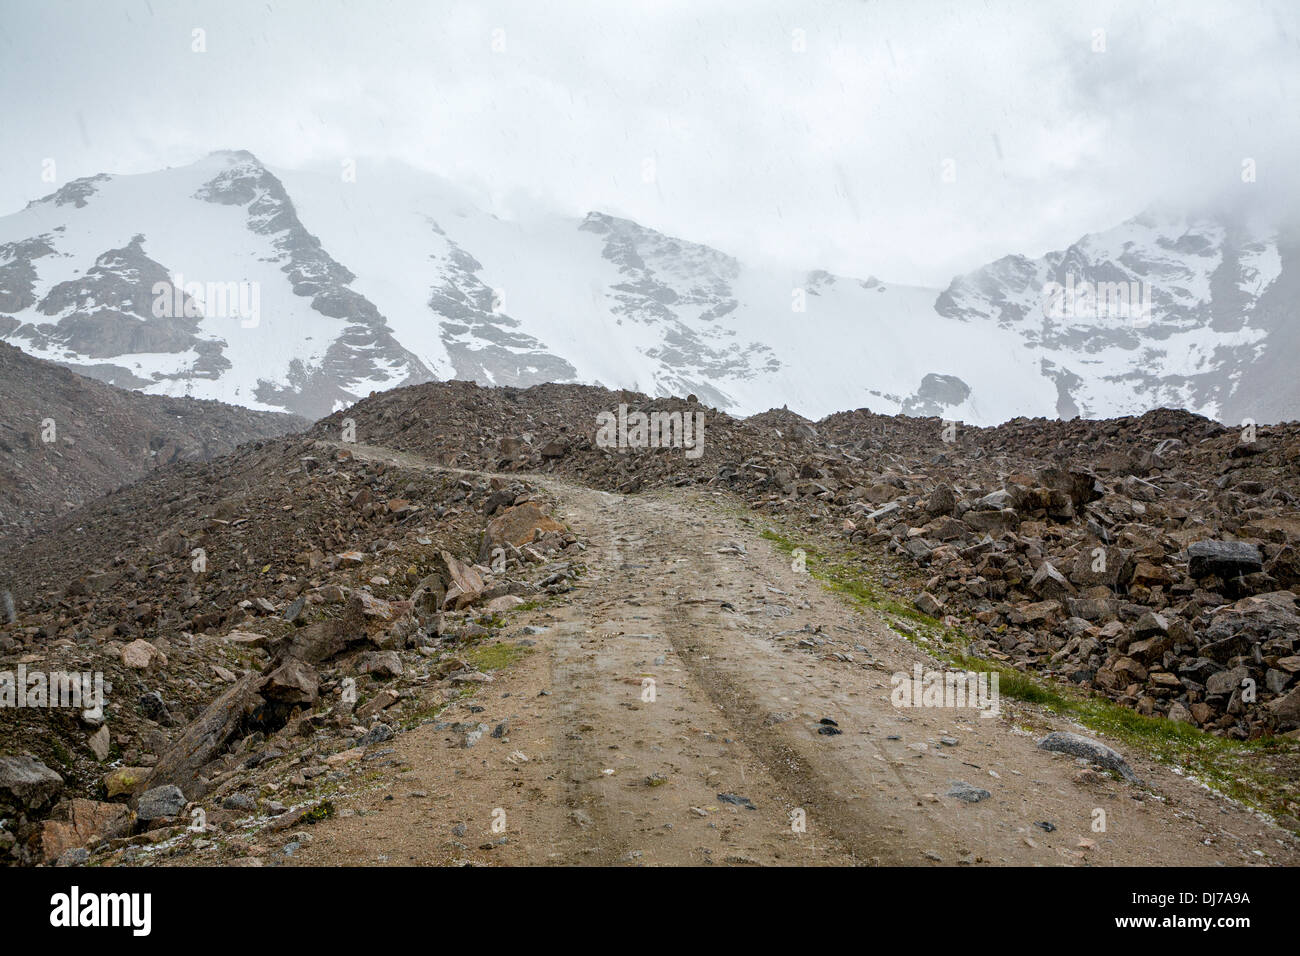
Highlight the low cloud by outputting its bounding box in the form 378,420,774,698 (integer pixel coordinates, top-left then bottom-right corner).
0,0,1293,284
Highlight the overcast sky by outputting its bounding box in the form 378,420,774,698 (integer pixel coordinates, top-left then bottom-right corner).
0,0,1295,285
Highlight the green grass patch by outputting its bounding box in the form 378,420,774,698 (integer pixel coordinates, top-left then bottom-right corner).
466,641,530,672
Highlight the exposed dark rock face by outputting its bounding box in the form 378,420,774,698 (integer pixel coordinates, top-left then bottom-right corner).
427,224,577,387
27,174,112,211
3,156,1297,426
193,152,434,418
32,235,206,360
0,236,57,314
1188,540,1263,579
901,373,972,416
580,212,777,407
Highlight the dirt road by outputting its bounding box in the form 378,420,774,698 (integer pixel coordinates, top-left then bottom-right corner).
290,445,1300,866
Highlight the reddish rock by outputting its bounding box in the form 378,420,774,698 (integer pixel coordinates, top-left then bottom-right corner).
30,799,131,863
483,502,566,550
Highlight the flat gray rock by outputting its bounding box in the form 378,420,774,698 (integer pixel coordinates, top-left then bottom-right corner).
136,784,187,821
945,780,991,803
1188,540,1262,579
1037,731,1139,783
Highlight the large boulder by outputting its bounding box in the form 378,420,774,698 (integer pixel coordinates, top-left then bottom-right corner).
102,766,150,799
434,551,485,610
278,598,367,664
0,755,64,813
926,483,956,517
1269,683,1300,730
121,638,167,671
1030,562,1076,601
481,501,565,552
973,489,1016,511
354,591,395,621
1205,664,1251,698
1068,546,1135,592
1265,546,1300,591
135,785,186,822
914,592,945,617
1125,613,1173,662
963,509,1019,535
410,572,447,626
262,658,320,706
28,799,131,863
1037,467,1104,519
1188,540,1263,580
356,650,403,678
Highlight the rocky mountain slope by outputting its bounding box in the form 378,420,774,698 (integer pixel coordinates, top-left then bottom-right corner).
2,378,1299,866
314,380,1300,740
0,427,580,864
2,152,1293,424
0,341,303,540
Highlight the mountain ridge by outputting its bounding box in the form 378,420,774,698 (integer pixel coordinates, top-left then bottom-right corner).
0,151,1294,425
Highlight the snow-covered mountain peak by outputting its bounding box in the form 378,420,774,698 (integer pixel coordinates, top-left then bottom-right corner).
1,154,1294,425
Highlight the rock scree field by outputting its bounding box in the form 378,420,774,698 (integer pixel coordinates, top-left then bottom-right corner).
2,378,1300,867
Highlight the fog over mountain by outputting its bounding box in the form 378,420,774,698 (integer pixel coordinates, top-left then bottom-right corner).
0,150,1295,424
0,0,1296,425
